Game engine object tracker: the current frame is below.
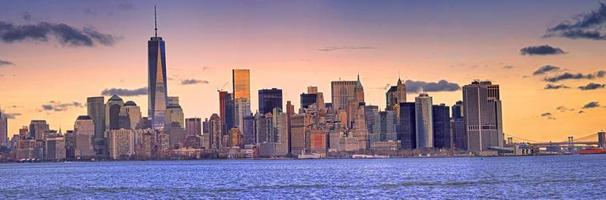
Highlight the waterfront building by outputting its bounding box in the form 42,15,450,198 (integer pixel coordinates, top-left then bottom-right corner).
452,101,467,150
148,7,169,130
185,118,202,136
290,114,306,155
0,109,7,147
229,128,242,147
415,93,433,148
258,88,283,115
398,102,416,149
44,134,66,161
432,104,451,149
463,81,503,152
74,116,95,159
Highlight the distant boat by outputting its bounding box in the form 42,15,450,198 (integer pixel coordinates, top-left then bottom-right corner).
298,153,322,159
351,154,389,159
578,148,606,155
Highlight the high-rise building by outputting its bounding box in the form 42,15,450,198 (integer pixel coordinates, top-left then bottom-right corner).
380,110,397,141
364,105,381,144
185,118,202,136
0,109,7,147
74,115,95,159
208,114,222,149
120,101,142,130
232,69,251,101
218,91,234,134
415,93,433,148
29,120,49,140
300,93,318,109
290,114,306,155
452,101,467,150
166,99,184,128
106,95,124,130
286,101,294,155
232,69,251,130
258,88,283,114
148,7,169,130
242,115,256,145
462,81,503,152
398,102,416,149
386,78,406,110
44,134,66,161
331,75,365,128
432,104,451,149
87,96,106,156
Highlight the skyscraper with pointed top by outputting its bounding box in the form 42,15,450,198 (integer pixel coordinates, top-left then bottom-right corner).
148,6,168,130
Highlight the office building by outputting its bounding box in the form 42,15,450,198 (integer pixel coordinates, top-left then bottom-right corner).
120,101,142,130
185,118,202,136
0,110,7,147
218,91,234,134
398,102,416,149
242,115,256,145
432,104,451,149
87,96,106,157
415,93,433,148
166,99,184,128
258,88,283,114
106,95,124,130
74,115,95,159
452,101,467,150
386,78,406,110
331,75,365,128
29,120,49,140
148,8,169,130
208,114,222,149
463,81,503,152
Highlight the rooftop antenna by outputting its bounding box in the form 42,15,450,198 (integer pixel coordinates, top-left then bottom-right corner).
154,5,158,37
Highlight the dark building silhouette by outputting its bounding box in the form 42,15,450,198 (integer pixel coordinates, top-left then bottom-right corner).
300,93,318,109
398,102,416,149
242,115,256,145
432,104,451,149
106,95,124,130
258,88,283,114
452,101,467,150
218,91,234,135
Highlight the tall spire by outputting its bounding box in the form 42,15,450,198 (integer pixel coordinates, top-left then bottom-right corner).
154,5,158,37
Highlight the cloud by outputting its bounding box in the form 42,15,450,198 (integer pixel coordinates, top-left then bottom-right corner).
404,80,460,93
503,65,514,69
545,3,606,40
556,106,575,112
0,21,117,47
540,112,556,120
544,84,569,90
520,45,566,56
582,101,600,109
1,109,21,119
533,65,560,76
181,79,209,85
318,46,376,52
0,59,14,66
101,87,147,96
544,70,605,82
578,82,605,90
41,101,83,112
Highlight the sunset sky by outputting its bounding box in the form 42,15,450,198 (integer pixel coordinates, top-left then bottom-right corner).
0,0,605,142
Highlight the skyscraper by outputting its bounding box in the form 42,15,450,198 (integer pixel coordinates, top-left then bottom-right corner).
148,7,168,130
258,88,283,114
105,95,124,130
29,120,49,140
0,109,7,147
166,98,184,128
462,81,503,152
398,102,416,149
415,93,433,148
386,78,406,110
331,75,364,128
452,101,467,150
120,101,142,129
218,91,234,134
432,104,451,149
232,69,251,130
87,96,106,157
208,114,222,149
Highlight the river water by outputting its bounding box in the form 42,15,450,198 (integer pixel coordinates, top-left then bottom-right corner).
1,155,605,199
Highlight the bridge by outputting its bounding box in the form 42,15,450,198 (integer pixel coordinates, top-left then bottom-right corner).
500,131,606,155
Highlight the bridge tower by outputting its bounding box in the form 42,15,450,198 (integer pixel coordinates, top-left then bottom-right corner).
598,131,605,149
567,136,574,153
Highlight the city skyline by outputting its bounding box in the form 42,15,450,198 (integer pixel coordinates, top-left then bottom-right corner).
1,1,605,142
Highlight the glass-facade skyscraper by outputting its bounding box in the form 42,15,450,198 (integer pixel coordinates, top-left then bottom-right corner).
258,88,283,114
148,9,168,130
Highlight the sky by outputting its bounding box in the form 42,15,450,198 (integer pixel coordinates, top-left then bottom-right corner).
0,0,605,142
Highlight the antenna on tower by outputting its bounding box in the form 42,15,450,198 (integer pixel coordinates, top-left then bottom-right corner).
154,5,158,37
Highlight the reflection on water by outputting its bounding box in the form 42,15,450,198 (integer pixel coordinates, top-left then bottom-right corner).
1,155,605,199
